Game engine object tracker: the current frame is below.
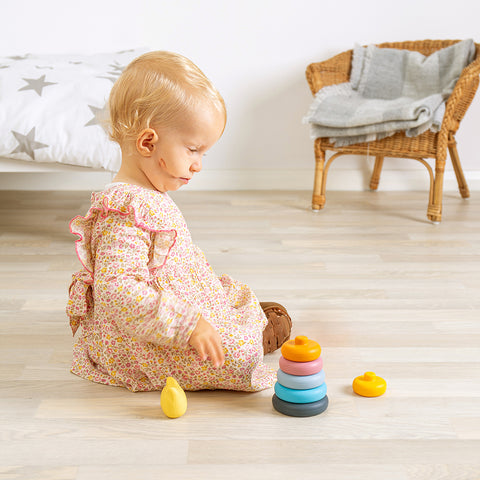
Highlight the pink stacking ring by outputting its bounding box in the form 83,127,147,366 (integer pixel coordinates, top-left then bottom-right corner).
279,355,323,376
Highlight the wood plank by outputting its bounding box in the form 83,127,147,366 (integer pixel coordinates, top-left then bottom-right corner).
1,189,480,479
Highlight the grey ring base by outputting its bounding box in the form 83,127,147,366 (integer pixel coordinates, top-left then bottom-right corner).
272,394,329,417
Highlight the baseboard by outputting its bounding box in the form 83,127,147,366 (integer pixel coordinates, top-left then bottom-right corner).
188,169,480,192
1,168,480,191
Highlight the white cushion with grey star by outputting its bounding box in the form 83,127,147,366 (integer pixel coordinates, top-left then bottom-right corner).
0,49,147,171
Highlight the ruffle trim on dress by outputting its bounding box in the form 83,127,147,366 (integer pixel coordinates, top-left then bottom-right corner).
67,185,179,336
69,184,178,276
67,269,94,336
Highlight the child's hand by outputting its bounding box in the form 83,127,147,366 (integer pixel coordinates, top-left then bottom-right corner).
189,316,225,368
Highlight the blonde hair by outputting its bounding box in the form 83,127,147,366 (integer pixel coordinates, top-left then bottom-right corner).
108,51,226,146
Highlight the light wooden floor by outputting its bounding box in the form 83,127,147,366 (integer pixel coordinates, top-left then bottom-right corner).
1,189,480,480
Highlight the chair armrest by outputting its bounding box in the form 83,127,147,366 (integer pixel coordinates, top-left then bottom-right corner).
305,50,353,95
442,43,480,133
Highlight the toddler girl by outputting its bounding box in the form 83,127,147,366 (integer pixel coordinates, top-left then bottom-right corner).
66,51,292,392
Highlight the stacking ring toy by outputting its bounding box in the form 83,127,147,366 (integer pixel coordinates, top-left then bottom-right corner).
272,394,329,417
279,355,323,376
274,382,327,404
353,371,387,397
277,369,325,390
281,336,321,362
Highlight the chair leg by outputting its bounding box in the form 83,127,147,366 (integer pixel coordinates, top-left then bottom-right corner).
369,155,384,190
312,147,326,210
427,157,446,223
448,133,470,199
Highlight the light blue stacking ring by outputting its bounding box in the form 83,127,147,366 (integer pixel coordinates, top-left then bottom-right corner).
272,394,329,417
274,382,327,404
277,369,326,390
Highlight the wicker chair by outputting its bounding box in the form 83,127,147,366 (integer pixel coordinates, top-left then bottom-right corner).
305,40,480,222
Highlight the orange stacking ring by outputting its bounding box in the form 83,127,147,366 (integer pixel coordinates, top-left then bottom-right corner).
281,335,321,362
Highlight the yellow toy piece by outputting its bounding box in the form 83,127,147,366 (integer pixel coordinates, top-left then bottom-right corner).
160,377,187,418
281,335,321,362
352,372,387,397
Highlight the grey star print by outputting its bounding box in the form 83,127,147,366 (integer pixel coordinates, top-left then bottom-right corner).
97,74,120,84
19,75,57,96
8,55,29,60
11,128,48,160
108,62,124,75
85,104,108,127
97,61,126,83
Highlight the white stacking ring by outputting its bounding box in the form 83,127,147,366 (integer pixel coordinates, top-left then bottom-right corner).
277,369,325,390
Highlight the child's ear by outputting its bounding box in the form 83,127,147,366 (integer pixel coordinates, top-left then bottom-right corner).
136,128,159,157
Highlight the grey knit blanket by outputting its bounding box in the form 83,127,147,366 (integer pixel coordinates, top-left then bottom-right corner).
303,39,475,146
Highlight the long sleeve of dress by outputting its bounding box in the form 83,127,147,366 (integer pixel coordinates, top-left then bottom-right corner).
92,211,201,347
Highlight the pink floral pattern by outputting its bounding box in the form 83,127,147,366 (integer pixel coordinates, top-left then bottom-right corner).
66,183,276,392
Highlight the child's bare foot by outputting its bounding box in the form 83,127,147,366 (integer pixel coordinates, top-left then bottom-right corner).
260,302,292,354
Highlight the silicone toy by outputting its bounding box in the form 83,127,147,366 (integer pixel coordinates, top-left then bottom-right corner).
273,334,328,417
279,355,323,376
281,335,321,362
160,377,188,418
274,382,327,404
277,369,325,390
352,372,387,397
272,394,329,417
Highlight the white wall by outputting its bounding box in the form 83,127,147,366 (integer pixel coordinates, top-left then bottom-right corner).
1,0,480,191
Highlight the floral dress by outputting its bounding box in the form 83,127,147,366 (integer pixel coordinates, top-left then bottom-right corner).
66,183,276,392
